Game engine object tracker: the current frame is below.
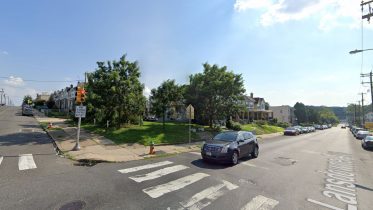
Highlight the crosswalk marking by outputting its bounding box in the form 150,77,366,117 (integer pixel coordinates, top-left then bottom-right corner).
18,154,37,171
178,180,238,210
241,162,269,170
118,161,173,174
240,195,279,210
0,156,3,166
129,165,189,183
143,173,210,198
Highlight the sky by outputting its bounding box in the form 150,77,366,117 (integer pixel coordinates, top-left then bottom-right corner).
1,0,373,107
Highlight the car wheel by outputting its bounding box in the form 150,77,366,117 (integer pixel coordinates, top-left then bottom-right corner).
251,146,259,158
231,151,238,165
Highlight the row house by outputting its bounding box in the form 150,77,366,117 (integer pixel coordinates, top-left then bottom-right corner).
236,93,273,123
270,105,296,125
51,82,84,113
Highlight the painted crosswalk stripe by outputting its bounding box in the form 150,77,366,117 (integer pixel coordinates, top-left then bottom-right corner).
241,195,279,210
178,180,238,210
143,172,210,198
18,154,37,171
118,161,173,174
0,156,3,166
129,165,189,183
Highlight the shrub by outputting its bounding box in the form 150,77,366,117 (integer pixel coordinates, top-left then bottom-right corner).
232,123,242,131
255,120,267,126
276,122,289,128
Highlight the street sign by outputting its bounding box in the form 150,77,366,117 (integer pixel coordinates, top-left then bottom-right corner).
186,104,194,120
75,106,86,118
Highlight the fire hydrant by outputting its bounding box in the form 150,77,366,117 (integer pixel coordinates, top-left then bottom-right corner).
48,122,53,129
149,141,155,154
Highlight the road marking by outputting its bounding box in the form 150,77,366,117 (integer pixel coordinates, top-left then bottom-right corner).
18,154,37,171
0,156,3,166
143,172,210,198
301,150,321,155
129,165,189,183
189,152,201,156
178,180,238,210
240,195,279,210
241,162,269,170
118,161,173,174
307,198,343,210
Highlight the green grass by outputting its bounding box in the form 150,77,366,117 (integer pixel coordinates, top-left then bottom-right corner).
39,122,63,131
81,121,199,146
241,123,284,135
46,111,71,119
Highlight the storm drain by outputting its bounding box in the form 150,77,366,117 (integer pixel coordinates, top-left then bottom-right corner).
274,156,297,166
59,200,86,210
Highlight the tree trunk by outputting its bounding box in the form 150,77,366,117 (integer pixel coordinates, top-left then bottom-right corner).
162,107,166,130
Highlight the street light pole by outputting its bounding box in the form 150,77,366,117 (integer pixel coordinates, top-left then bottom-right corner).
349,48,373,54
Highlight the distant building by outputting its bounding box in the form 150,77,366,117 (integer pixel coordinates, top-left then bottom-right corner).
35,92,50,101
51,82,84,113
365,112,373,122
271,105,296,125
236,93,273,123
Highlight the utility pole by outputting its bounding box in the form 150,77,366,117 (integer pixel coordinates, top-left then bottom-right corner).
359,92,367,127
362,0,373,22
354,103,357,125
357,101,361,126
361,72,373,112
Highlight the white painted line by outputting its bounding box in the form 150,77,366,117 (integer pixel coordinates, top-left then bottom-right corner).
18,154,37,171
118,161,173,174
143,172,210,198
0,156,3,166
179,180,238,209
306,198,343,210
241,195,279,210
189,152,201,156
241,162,269,170
129,165,189,183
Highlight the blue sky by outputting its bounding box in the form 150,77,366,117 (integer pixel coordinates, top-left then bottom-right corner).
1,0,372,106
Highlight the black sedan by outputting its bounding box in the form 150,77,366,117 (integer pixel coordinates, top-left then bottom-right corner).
201,131,259,165
362,135,373,149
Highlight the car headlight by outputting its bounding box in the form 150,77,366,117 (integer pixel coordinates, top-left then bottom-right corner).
221,145,229,153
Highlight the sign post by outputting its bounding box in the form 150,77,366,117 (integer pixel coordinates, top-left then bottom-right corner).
74,105,86,151
186,104,195,144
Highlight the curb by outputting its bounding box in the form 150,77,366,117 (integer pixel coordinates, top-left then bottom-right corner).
33,113,64,156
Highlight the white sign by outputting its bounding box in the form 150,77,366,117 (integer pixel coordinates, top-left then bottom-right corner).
75,106,86,118
186,104,194,120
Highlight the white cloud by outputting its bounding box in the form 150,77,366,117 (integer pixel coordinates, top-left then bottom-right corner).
234,0,370,30
4,76,25,87
2,51,8,55
143,86,151,98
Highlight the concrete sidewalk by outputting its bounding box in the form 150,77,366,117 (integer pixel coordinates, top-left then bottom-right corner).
33,111,202,162
33,110,283,162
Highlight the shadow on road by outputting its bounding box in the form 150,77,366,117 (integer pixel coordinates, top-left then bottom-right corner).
0,131,52,147
191,159,232,170
355,184,373,192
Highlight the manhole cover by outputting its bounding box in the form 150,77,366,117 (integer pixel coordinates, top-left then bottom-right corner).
59,200,86,210
274,157,297,166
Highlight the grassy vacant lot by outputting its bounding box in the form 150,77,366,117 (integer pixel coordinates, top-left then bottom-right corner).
81,121,199,145
241,123,284,135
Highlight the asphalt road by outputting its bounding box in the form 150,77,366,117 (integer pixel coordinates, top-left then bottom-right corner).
0,106,372,210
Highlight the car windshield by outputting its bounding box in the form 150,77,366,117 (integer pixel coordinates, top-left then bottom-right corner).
359,131,369,134
365,136,373,140
286,127,295,130
213,132,237,142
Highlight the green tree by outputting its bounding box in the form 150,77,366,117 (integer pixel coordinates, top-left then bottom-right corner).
23,95,33,105
150,80,184,129
185,63,245,127
265,102,270,110
294,102,307,124
86,54,146,128
319,107,339,124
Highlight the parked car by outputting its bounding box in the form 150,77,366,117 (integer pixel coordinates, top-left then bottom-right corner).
314,124,322,130
144,116,158,121
22,105,33,116
327,124,332,128
362,135,373,149
309,126,316,132
201,131,259,165
293,126,302,134
353,128,363,137
356,130,370,140
284,127,299,136
341,124,346,129
322,125,328,129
